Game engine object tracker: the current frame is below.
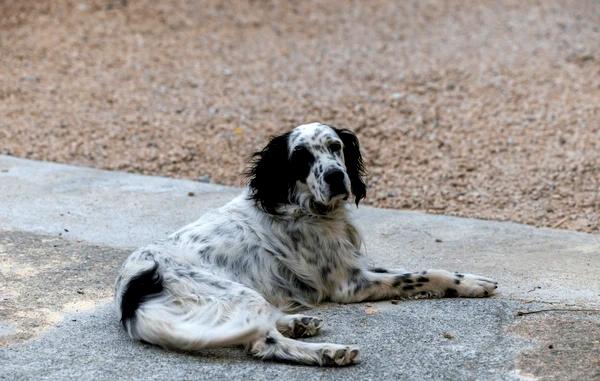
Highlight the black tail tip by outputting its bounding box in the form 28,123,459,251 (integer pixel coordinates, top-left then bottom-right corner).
120,262,163,327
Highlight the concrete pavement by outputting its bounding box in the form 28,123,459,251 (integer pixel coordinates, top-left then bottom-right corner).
0,155,598,380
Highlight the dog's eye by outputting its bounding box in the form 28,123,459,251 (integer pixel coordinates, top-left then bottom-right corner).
291,146,312,162
329,142,342,153
292,146,308,156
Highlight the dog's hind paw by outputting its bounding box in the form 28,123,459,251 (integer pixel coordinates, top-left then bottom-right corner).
277,314,324,338
319,345,360,366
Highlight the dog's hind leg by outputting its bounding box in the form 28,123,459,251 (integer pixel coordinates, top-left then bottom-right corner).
117,250,276,351
276,314,324,338
248,329,359,366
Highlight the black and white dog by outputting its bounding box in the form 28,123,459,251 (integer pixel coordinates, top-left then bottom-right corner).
115,122,497,366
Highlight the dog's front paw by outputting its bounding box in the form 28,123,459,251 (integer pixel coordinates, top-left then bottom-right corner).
447,273,498,297
292,316,323,338
319,345,360,366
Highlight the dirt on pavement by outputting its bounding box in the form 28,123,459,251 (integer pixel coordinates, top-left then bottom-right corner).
1,0,599,232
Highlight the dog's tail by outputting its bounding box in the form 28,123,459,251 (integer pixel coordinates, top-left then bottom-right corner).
115,253,266,350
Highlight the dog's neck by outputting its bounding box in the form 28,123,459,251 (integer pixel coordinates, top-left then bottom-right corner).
280,203,349,221
266,195,350,222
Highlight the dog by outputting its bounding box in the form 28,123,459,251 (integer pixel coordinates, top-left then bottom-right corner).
115,122,497,366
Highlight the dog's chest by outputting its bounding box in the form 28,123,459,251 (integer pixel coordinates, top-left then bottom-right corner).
274,218,357,265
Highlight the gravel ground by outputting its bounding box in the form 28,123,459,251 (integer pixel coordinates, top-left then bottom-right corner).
1,0,599,233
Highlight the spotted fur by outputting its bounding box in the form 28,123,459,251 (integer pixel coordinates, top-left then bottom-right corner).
115,122,497,366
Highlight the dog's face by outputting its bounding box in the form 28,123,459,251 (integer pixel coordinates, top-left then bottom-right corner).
248,123,366,215
288,123,352,205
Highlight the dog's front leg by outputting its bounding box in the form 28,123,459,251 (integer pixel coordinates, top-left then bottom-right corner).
330,268,497,303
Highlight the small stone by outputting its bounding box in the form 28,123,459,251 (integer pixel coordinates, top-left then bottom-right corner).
435,238,443,243
187,192,195,197
390,300,400,305
442,332,455,340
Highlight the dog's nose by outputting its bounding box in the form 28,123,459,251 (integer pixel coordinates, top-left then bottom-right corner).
324,169,347,197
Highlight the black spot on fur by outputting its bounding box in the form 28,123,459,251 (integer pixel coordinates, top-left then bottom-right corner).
120,262,163,327
369,267,389,273
445,288,459,297
265,336,277,345
417,276,429,283
214,255,227,267
140,250,154,260
333,128,367,206
350,267,361,279
197,246,214,257
191,234,208,244
455,273,464,278
402,285,415,291
454,279,461,285
392,273,412,287
209,281,228,290
415,283,423,287
321,266,330,279
289,230,303,251
353,278,367,292
247,244,260,257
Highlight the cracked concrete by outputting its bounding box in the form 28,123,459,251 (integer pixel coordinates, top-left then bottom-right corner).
0,155,598,380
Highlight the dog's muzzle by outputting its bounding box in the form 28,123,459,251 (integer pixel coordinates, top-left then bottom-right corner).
324,169,348,200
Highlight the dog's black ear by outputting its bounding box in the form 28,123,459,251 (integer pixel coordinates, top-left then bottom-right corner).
334,128,367,206
247,132,293,214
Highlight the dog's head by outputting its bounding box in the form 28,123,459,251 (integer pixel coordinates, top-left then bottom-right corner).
247,122,366,215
